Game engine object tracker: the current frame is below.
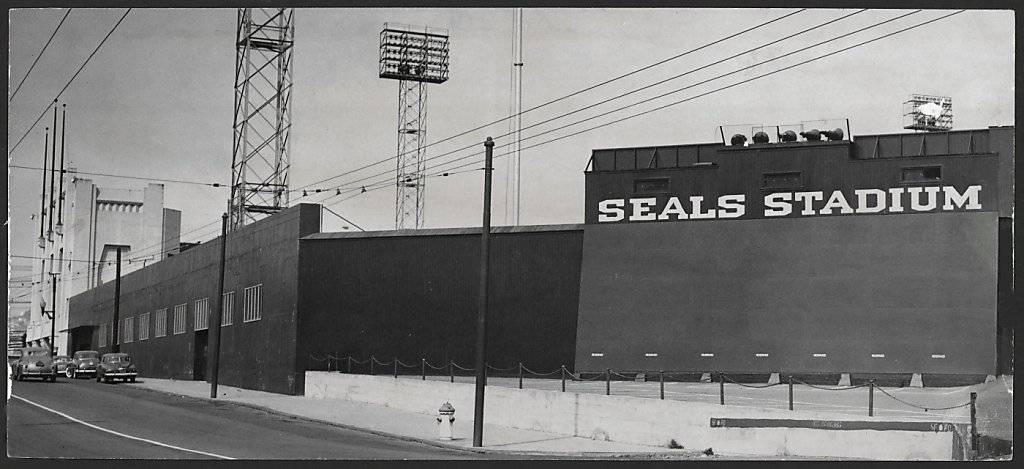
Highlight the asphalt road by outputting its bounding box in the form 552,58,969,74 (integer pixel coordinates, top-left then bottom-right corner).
8,376,489,459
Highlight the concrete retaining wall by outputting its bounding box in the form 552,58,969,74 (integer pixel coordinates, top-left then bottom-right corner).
304,372,963,460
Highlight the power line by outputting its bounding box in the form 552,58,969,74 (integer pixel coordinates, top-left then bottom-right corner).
310,10,961,209
8,164,227,187
290,9,807,193
289,9,867,198
9,9,72,103
9,8,132,156
320,206,365,232
431,11,967,179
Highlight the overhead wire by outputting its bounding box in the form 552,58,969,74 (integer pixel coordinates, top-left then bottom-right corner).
287,9,905,198
8,164,227,187
9,8,72,103
311,10,965,210
9,8,132,156
290,9,807,193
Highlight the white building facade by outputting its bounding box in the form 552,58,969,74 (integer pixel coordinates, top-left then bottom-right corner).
27,177,181,354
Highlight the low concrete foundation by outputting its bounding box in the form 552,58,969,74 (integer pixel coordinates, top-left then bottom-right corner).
305,372,965,460
839,373,851,386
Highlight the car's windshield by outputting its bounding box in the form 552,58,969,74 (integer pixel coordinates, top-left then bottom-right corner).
76,352,98,359
106,356,131,363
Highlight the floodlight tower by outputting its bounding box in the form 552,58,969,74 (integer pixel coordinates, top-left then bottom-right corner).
379,23,450,229
903,94,952,132
230,8,294,230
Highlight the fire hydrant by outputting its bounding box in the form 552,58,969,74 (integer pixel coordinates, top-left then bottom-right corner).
437,402,455,440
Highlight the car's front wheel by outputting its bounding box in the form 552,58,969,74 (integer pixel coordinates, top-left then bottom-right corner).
66,368,75,379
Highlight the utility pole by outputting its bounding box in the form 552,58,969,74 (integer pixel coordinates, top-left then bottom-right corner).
38,127,48,248
210,213,228,398
112,247,122,353
473,137,494,447
47,102,57,242
56,104,67,235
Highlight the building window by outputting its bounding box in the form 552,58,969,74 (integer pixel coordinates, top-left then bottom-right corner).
633,178,670,194
901,166,942,183
99,323,107,347
222,291,235,326
173,303,187,335
139,312,150,341
243,284,263,323
763,171,803,190
194,298,210,331
155,308,167,338
124,317,134,343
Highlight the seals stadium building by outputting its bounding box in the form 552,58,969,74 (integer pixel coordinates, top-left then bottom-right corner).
66,125,1016,395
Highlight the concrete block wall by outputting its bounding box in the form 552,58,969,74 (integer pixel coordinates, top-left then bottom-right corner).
305,372,964,460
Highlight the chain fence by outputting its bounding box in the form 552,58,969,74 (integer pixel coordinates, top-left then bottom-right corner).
307,354,978,447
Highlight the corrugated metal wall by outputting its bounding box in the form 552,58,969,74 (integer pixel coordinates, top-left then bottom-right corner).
295,227,584,379
66,204,320,394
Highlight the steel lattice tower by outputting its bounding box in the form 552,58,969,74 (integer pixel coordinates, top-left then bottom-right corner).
230,8,294,230
379,23,450,229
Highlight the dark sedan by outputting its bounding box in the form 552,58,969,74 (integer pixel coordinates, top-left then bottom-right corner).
65,350,100,379
96,353,137,383
12,347,56,382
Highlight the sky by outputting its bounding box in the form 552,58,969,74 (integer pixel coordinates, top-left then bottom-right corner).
6,7,1015,318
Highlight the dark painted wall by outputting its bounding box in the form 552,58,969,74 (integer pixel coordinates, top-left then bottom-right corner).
295,226,584,379
574,212,998,374
67,204,320,394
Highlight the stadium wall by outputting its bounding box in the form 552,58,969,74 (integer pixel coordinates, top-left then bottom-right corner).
294,225,584,391
66,204,320,394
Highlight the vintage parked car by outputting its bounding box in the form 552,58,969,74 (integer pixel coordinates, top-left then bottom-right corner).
54,355,72,373
12,347,56,382
65,350,100,379
96,353,137,383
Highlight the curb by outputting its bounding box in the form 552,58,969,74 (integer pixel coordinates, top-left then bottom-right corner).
125,381,699,459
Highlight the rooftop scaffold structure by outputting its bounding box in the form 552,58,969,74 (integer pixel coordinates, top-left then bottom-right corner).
230,8,295,231
379,23,450,229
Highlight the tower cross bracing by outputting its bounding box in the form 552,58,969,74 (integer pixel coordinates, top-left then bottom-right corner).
230,8,294,230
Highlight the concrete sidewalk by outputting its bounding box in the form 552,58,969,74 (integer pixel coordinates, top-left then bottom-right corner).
129,378,708,459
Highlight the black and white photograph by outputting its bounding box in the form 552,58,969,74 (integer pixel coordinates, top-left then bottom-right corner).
6,4,1015,461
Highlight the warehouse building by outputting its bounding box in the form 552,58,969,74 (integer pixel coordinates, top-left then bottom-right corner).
66,124,1015,395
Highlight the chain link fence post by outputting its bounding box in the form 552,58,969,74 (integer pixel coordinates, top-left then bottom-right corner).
518,362,523,389
788,375,794,410
422,358,426,380
347,356,351,374
660,370,665,400
719,372,725,405
605,368,611,396
868,379,875,417
394,358,398,379
561,365,566,392
370,356,375,376
449,360,454,383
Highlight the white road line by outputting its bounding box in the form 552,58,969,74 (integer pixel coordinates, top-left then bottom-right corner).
10,394,235,460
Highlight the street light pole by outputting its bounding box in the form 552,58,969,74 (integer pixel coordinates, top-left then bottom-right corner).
472,137,494,448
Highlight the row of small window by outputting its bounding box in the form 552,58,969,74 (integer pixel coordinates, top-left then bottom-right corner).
633,166,944,194
97,285,262,347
